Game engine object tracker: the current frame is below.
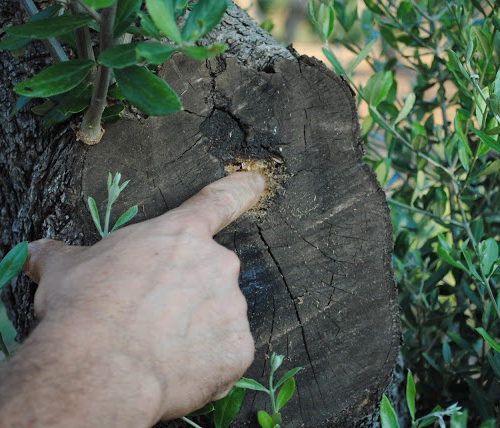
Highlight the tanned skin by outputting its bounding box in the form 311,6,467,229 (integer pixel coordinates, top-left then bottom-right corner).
0,172,265,428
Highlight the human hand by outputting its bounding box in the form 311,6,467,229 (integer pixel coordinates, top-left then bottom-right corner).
1,172,265,428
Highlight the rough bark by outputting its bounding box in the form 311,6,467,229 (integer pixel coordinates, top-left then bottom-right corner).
0,1,400,426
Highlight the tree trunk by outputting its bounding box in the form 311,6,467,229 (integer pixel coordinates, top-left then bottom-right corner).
0,2,400,426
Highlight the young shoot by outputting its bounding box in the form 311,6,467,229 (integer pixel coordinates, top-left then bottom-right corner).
87,172,138,238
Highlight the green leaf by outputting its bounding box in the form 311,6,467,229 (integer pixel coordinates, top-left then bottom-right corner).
82,0,115,9
138,11,162,39
114,65,182,115
406,370,416,421
57,83,92,114
111,205,138,232
276,377,295,411
308,2,335,42
0,35,30,51
182,43,227,60
174,0,189,18
114,0,142,37
99,43,138,68
475,159,500,177
477,238,499,277
494,68,500,101
394,92,415,125
146,0,182,44
450,410,468,428
14,59,94,98
0,242,28,289
136,42,175,64
380,394,400,428
470,127,500,154
4,15,93,39
42,105,71,128
470,27,490,58
364,71,393,107
108,83,126,100
270,353,285,375
363,0,384,15
187,402,214,417
102,103,125,122
32,100,55,115
181,0,228,42
442,342,451,364
88,196,104,237
478,420,495,428
235,377,269,393
437,246,467,270
10,95,31,117
476,327,500,353
347,38,376,75
322,47,345,75
275,367,302,389
257,410,275,428
213,387,245,428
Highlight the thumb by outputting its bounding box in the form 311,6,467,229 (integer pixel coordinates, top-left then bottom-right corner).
23,239,70,284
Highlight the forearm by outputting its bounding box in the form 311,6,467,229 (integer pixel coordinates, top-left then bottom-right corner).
0,318,162,428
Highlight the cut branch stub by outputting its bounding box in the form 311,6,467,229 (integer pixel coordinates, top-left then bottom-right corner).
75,54,400,426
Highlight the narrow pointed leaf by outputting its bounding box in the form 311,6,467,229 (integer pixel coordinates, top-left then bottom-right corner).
406,370,416,421
275,367,302,389
145,0,182,43
111,205,138,232
235,377,269,393
477,238,499,276
4,15,93,39
347,38,376,75
14,59,94,98
114,65,182,115
476,328,500,353
88,197,104,237
0,242,28,289
380,394,400,428
181,0,228,42
275,377,295,411
394,93,415,125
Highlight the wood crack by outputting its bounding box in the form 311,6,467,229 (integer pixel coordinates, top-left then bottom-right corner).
256,224,326,405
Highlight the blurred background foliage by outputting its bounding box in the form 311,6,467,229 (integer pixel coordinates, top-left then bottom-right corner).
236,0,500,425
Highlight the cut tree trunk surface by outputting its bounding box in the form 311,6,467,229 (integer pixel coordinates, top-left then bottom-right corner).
74,53,400,426
0,2,400,426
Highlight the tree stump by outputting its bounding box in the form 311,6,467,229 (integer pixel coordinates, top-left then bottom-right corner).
1,3,400,426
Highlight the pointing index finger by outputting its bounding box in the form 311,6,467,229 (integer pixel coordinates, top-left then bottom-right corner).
171,172,266,236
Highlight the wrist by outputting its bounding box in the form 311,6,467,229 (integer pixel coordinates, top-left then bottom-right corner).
0,317,164,427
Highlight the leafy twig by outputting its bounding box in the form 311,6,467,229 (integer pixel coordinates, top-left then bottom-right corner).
19,0,68,62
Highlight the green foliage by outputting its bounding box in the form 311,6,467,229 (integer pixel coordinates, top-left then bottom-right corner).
381,370,468,428
2,0,228,141
310,0,500,423
235,352,302,427
0,242,28,357
14,60,94,98
87,172,138,238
